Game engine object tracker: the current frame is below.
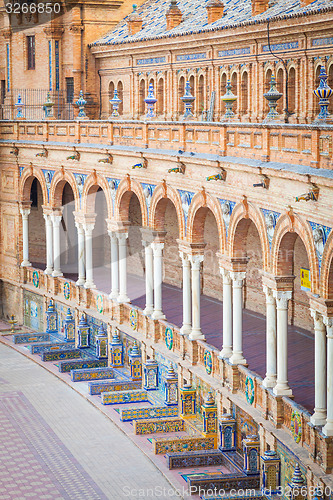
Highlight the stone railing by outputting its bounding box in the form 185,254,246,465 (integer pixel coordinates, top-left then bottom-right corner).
1,120,333,171
23,264,332,473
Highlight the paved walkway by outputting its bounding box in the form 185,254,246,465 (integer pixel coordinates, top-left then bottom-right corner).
0,342,178,500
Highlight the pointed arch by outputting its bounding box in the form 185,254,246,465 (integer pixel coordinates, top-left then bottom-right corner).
149,183,185,239
187,191,226,253
19,165,48,206
81,173,112,218
228,201,270,270
271,213,320,293
49,169,80,210
114,176,147,226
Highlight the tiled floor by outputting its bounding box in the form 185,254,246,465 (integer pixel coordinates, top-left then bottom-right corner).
33,262,315,413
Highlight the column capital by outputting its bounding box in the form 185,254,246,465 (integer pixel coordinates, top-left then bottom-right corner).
262,285,275,304
323,316,333,336
219,267,231,285
189,253,204,269
310,309,324,327
43,213,52,224
230,271,246,286
51,214,63,225
273,290,292,308
20,207,31,218
73,211,86,226
151,241,165,253
83,222,95,234
116,232,128,243
179,251,190,263
42,205,53,217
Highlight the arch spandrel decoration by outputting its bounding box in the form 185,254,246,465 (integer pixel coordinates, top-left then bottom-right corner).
42,169,55,203
319,229,333,299
271,212,320,294
106,178,120,216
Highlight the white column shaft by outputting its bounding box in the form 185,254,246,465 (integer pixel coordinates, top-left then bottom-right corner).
109,233,119,299
52,215,63,277
188,255,205,341
323,318,333,436
151,242,165,319
219,268,232,358
76,224,85,286
311,310,327,426
230,272,247,365
84,225,95,289
20,209,31,267
143,243,154,315
273,291,292,396
44,214,53,274
180,254,191,335
263,287,277,388
117,233,130,303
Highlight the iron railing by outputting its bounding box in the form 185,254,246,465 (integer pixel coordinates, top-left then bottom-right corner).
0,88,74,120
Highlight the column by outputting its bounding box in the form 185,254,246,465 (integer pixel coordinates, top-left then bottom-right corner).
83,223,95,289
151,242,165,320
43,214,53,275
75,222,85,286
323,317,333,436
230,272,247,365
180,252,191,335
219,268,232,358
20,208,31,267
273,291,293,396
262,286,277,388
108,231,119,300
117,232,130,303
51,214,63,277
310,310,327,426
188,254,205,341
143,241,154,315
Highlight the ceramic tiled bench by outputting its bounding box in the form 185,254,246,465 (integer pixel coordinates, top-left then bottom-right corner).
120,405,178,422
166,449,226,469
70,367,115,382
101,389,148,405
88,379,141,395
30,342,74,354
41,348,81,362
13,333,50,344
58,359,108,373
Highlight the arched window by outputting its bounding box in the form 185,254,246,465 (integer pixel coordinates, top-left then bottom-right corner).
288,67,296,116
241,71,248,115
157,78,164,115
108,81,114,115
117,81,123,115
276,68,284,114
198,74,205,116
178,76,185,115
139,79,145,115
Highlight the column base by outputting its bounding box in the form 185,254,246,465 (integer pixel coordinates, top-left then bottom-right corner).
109,292,119,300
117,295,130,304
230,353,247,365
218,347,232,359
143,306,154,316
262,375,277,389
180,324,191,336
189,330,205,341
21,261,31,267
310,409,327,427
322,420,333,437
76,278,85,286
44,268,53,275
52,270,63,277
151,310,166,320
84,282,96,289
273,384,293,397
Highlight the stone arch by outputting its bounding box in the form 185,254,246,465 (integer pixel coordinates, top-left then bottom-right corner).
319,230,333,299
271,213,319,293
187,191,225,253
228,201,269,270
19,166,48,206
149,183,185,239
81,173,112,218
114,176,147,226
49,169,80,211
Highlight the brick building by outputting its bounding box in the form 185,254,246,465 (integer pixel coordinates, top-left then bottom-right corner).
0,0,333,496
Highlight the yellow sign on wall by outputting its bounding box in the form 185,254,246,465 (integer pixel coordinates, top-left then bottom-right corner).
300,268,311,292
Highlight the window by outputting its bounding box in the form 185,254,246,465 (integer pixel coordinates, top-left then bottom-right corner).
27,36,35,70
66,78,74,103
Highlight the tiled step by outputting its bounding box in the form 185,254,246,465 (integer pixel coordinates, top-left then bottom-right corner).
152,435,214,455
200,490,263,500
58,359,107,373
13,333,50,344
134,417,185,435
187,472,260,496
88,379,141,396
71,367,115,382
222,450,245,473
166,449,226,470
120,405,178,422
101,389,148,405
41,348,81,362
30,342,74,355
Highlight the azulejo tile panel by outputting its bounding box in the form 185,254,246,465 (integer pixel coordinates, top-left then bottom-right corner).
134,418,185,435
101,389,148,405
23,290,44,331
70,367,114,382
13,333,50,344
89,380,138,396
58,359,107,373
41,349,81,362
152,436,215,455
120,405,178,422
31,342,75,354
167,450,225,470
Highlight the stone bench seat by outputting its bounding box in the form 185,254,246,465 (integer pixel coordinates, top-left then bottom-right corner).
70,367,115,382
88,379,140,395
187,472,260,495
120,405,178,422
41,348,81,362
152,435,214,455
58,359,107,373
101,389,148,405
30,342,74,355
166,449,226,469
134,417,185,435
13,333,50,344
